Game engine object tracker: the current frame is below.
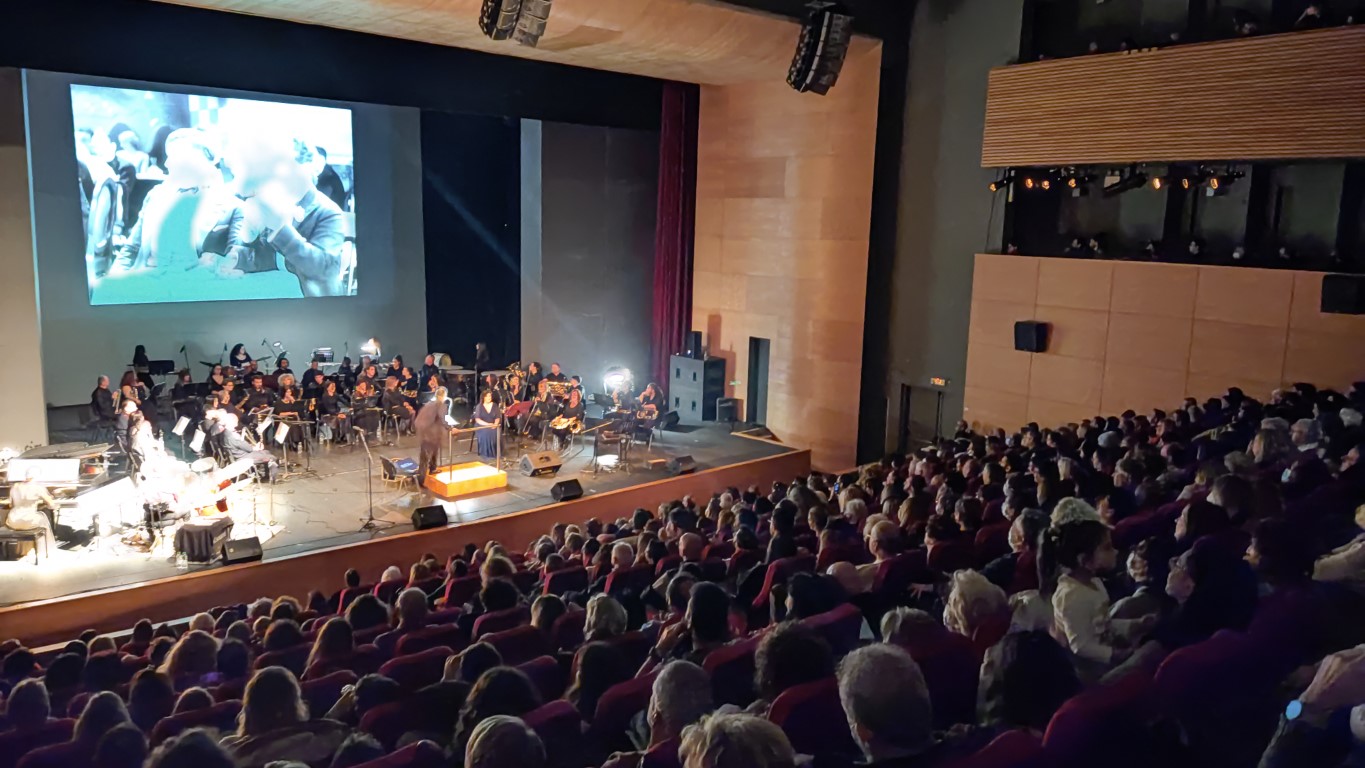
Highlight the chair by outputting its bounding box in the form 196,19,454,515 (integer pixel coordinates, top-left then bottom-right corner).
252,643,311,678
359,698,433,751
604,563,655,597
373,578,407,605
767,677,861,763
974,522,1012,568
872,549,929,597
475,624,543,665
654,554,683,576
349,739,447,768
512,569,541,593
12,740,86,768
727,549,763,581
606,630,654,671
550,609,587,651
300,669,357,715
472,606,530,640
703,541,735,560
815,542,869,571
150,700,243,746
950,729,1047,768
799,603,864,657
895,625,979,729
543,565,589,596
703,632,764,706
304,645,385,680
337,584,375,614
441,575,482,607
380,456,420,491
751,554,816,610
378,646,454,691
518,655,567,701
587,671,658,757
0,529,44,566
0,719,74,768
928,540,976,574
524,700,587,768
1043,671,1156,768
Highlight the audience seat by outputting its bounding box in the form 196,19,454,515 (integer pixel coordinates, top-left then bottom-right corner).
927,540,976,574
0,719,74,768
893,624,979,729
727,550,762,581
427,607,462,626
518,655,567,701
702,541,734,560
550,610,587,651
300,669,357,715
210,677,248,703
872,549,930,597
13,739,87,768
946,729,1046,768
767,677,861,762
472,606,530,640
751,554,817,611
512,569,541,594
253,642,311,678
354,625,388,647
394,624,466,657
64,691,93,719
304,644,385,680
640,737,683,768
703,633,764,706
587,671,659,757
800,603,864,657
150,699,243,746
378,646,453,691
974,523,1012,568
359,697,446,751
605,630,654,671
816,542,869,571
1043,671,1156,768
543,566,589,596
524,700,586,768
604,564,655,597
440,575,482,608
373,578,407,605
654,554,683,576
483,624,549,666
350,739,447,768
699,557,728,583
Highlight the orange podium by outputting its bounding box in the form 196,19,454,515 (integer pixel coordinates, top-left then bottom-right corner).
424,461,507,498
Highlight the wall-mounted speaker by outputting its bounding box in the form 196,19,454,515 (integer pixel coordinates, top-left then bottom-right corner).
1013,320,1050,353
519,451,562,477
411,505,446,530
684,330,703,359
551,479,583,502
787,3,854,95
221,537,262,565
1321,274,1365,314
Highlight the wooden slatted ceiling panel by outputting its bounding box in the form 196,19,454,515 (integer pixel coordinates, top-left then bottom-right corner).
982,26,1365,167
155,0,880,85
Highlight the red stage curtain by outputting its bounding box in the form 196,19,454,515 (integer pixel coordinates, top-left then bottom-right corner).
650,82,699,393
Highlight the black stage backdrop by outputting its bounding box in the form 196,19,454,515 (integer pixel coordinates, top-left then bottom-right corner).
422,112,523,369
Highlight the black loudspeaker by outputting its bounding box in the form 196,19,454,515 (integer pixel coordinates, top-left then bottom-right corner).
670,355,726,425
1013,321,1050,353
667,455,698,475
551,479,583,502
1321,274,1365,314
659,410,680,430
411,505,446,530
787,3,854,95
684,330,703,359
221,537,263,565
520,451,563,477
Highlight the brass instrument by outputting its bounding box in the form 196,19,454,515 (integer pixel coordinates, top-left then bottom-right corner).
548,415,583,433
545,380,572,399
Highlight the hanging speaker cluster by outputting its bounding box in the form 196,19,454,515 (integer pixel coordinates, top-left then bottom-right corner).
787,2,854,95
479,0,554,47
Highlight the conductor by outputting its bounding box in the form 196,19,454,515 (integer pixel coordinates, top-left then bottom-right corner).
415,386,454,483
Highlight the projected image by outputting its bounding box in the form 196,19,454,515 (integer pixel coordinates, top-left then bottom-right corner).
72,84,357,305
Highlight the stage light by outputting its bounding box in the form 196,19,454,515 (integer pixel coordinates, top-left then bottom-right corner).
1040,178,1052,191
1151,176,1164,190
1022,176,1036,190
787,2,854,95
1206,169,1244,196
1102,169,1148,198
361,338,382,357
603,366,633,394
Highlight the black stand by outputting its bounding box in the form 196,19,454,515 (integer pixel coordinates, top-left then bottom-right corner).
355,427,392,532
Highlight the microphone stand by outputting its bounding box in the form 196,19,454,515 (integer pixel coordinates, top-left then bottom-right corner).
355,427,391,532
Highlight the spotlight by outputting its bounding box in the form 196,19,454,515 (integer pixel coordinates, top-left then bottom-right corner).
787,2,855,95
988,172,1010,193
1206,169,1244,196
1151,176,1164,190
361,338,382,357
1022,176,1036,190
1063,172,1094,197
1040,178,1052,191
1102,169,1148,198
603,366,633,395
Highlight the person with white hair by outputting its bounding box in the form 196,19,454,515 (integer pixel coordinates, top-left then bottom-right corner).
2,469,59,554
837,644,935,764
611,541,636,570
380,565,404,583
376,587,429,655
679,712,795,768
603,660,714,768
943,570,1009,644
585,593,629,642
1291,418,1324,457
464,714,546,768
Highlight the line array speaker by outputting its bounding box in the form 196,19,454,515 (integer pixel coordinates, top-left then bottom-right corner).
787,3,854,95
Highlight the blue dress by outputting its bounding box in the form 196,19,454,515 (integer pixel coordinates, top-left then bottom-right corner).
475,403,501,461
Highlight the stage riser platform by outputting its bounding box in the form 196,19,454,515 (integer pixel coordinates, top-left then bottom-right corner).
0,450,809,647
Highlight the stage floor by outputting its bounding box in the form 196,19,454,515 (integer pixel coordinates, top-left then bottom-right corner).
0,417,789,608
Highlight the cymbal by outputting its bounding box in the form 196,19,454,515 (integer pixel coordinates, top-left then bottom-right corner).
199,361,220,368
254,355,273,362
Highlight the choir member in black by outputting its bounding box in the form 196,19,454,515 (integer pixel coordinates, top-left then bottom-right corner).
318,379,349,443
399,367,420,407
549,388,585,451
418,355,441,391
358,363,379,389
522,381,558,440
273,356,293,376
132,344,154,389
382,376,416,434
503,373,526,404
422,373,441,403
569,375,584,398
338,357,357,390
545,362,569,384
276,373,301,400
239,374,277,420
229,343,252,370
301,368,326,399
473,342,490,373
414,386,454,482
525,361,545,393
273,384,309,450
638,382,662,413
217,380,242,419
481,373,501,402
171,370,203,426
389,355,405,377
351,379,382,437
206,364,228,390
473,389,502,461
91,375,116,424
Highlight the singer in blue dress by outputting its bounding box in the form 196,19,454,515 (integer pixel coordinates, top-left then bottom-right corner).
474,389,502,461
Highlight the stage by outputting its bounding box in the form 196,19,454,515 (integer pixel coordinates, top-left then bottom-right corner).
0,411,796,615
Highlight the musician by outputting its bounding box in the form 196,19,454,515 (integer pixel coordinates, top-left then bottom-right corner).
637,382,662,413
503,374,526,405
171,370,203,425
119,370,157,432
203,401,278,483
241,360,260,378
357,363,380,389
273,385,309,450
317,379,349,443
277,373,301,401
474,342,490,374
526,361,545,393
338,356,357,389
229,343,252,370
389,355,405,376
351,379,381,437
3,470,58,554
218,380,242,418
115,399,137,449
91,375,117,423
549,388,585,451
414,386,454,482
301,368,326,399
422,373,441,402
523,381,558,440
398,367,420,407
473,389,502,460
481,373,501,402
131,412,179,478
382,376,416,434
418,355,441,391
132,344,154,389
206,364,228,390
239,374,277,415
545,363,569,384
274,356,293,376
569,375,584,398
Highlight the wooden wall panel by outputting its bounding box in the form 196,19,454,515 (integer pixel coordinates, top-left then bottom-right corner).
973,253,1040,304
982,26,1365,166
964,255,1365,433
692,48,881,471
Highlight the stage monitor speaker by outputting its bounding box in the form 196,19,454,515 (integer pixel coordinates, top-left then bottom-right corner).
667,455,697,475
520,451,563,477
551,479,583,502
659,410,680,430
411,505,446,530
1013,321,1049,353
1321,274,1365,314
684,330,703,359
221,537,263,565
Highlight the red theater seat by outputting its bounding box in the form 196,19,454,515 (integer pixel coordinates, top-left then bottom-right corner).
440,575,482,607
550,610,587,651
588,672,658,755
703,633,764,706
0,719,75,768
483,624,549,666
150,700,242,746
767,677,860,762
253,643,311,678
799,603,864,656
518,655,567,701
751,555,816,610
304,644,385,680
373,578,407,605
604,564,654,597
543,566,589,596
378,646,453,691
472,606,530,640
350,739,447,768
524,700,586,768
300,669,357,715
394,624,466,657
